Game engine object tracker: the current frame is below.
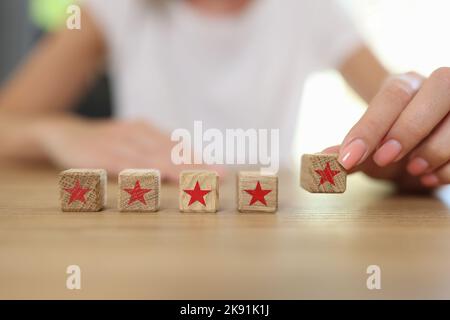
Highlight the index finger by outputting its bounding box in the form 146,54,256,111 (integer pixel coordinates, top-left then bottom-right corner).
338,72,424,170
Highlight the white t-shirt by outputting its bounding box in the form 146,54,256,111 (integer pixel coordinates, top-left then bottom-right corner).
85,0,362,165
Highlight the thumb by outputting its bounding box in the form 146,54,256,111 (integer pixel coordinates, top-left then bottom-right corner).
321,145,341,154
321,145,359,174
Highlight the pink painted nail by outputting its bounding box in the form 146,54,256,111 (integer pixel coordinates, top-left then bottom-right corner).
421,174,440,187
373,139,402,167
407,158,429,176
338,139,368,170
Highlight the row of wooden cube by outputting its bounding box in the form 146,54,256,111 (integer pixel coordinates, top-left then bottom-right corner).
59,154,347,212
59,169,278,213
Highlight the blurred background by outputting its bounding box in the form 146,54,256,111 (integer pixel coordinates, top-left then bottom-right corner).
1,0,450,162
0,0,112,118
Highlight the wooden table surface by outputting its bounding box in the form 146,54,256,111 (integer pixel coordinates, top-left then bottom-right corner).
1,162,450,300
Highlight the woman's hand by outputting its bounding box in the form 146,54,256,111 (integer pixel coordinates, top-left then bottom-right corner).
337,68,450,188
35,117,223,181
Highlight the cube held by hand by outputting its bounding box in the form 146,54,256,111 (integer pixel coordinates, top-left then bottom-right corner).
301,154,347,193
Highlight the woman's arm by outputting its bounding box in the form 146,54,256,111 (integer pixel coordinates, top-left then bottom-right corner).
0,9,217,179
338,45,389,104
0,10,105,114
0,9,105,160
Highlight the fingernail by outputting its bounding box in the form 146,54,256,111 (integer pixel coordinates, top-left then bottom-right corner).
407,157,429,176
395,73,424,94
421,174,440,187
373,139,402,167
338,139,368,170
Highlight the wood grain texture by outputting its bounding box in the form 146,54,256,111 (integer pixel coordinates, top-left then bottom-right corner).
2,162,450,299
179,170,219,213
118,169,160,212
59,169,106,212
238,171,278,213
301,153,347,193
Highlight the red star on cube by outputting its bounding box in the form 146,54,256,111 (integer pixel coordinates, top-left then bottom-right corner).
244,181,272,206
64,180,91,204
315,162,341,186
184,181,211,206
124,180,152,205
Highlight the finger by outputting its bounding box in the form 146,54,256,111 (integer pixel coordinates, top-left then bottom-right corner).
421,162,450,187
323,145,363,174
373,67,450,167
123,120,170,149
435,162,450,185
407,113,450,176
112,122,229,181
111,122,175,168
101,140,162,173
338,72,424,170
120,122,180,170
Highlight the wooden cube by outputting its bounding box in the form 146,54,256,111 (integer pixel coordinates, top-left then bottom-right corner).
59,169,107,212
179,171,219,213
301,153,347,193
118,169,160,212
237,171,278,213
